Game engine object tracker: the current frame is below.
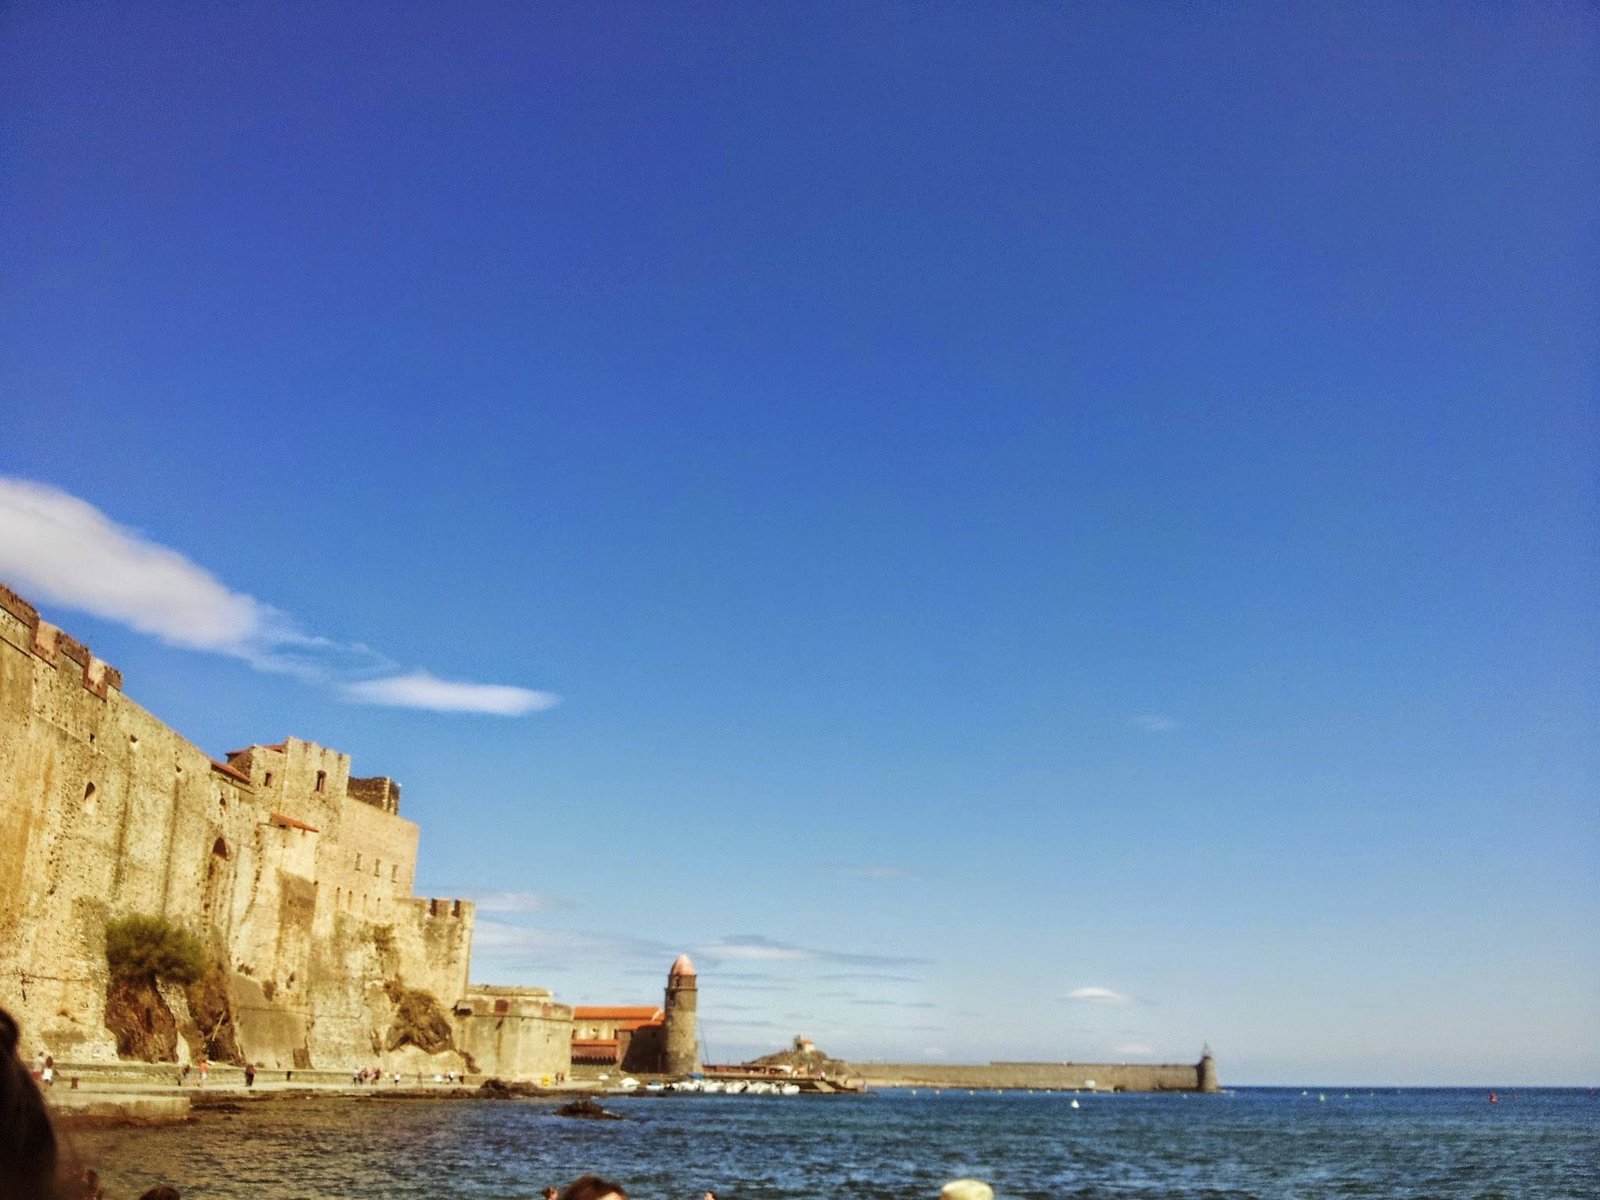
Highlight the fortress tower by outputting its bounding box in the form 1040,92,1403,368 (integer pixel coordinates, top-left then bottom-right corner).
1199,1046,1219,1092
662,953,699,1076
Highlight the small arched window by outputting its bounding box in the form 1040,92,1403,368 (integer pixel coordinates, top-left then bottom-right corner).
315,770,327,793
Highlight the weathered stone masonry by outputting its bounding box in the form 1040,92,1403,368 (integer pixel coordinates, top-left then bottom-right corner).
0,581,571,1079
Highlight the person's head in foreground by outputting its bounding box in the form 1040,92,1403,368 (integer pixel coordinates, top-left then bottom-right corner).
941,1180,994,1200
137,1188,182,1200
560,1175,626,1200
0,1008,61,1200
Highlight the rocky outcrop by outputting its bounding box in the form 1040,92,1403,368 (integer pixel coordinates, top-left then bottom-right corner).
383,981,454,1055
183,964,243,1064
556,1097,622,1119
104,976,178,1062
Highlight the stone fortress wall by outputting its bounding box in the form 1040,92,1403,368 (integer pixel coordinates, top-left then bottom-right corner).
0,582,570,1079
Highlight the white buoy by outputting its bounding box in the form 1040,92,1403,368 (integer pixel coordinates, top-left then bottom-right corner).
1070,1099,1080,1109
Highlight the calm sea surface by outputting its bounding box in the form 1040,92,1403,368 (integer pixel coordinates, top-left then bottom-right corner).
70,1088,1598,1200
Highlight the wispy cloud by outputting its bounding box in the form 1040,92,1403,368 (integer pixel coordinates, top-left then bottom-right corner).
1114,1042,1154,1057
465,890,567,914
1065,986,1138,1006
473,921,675,967
850,999,937,1009
696,934,929,969
1131,714,1177,733
343,671,557,716
826,863,912,881
0,477,556,716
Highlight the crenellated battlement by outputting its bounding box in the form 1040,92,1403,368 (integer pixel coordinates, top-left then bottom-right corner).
0,580,40,627
0,583,123,698
348,775,401,815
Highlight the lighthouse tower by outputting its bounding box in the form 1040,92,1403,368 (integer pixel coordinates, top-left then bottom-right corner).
1198,1045,1219,1093
662,954,700,1076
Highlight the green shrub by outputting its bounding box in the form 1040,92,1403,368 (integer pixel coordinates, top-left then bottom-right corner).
105,914,207,986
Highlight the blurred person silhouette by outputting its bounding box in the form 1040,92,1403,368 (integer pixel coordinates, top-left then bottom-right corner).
559,1174,627,1200
0,1007,64,1200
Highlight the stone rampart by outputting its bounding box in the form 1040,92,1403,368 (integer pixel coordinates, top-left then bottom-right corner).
455,985,573,1081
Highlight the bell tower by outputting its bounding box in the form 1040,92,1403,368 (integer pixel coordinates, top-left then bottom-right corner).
662,954,699,1076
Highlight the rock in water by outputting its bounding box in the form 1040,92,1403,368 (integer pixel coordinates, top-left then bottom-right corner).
555,1097,623,1120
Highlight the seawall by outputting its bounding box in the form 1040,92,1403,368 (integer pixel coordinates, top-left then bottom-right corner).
852,1059,1218,1092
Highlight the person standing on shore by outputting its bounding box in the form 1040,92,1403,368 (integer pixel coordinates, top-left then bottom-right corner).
198,1057,209,1086
244,1063,256,1088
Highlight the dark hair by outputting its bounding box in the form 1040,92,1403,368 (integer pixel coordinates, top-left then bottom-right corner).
560,1175,627,1200
0,1008,62,1200
137,1188,182,1200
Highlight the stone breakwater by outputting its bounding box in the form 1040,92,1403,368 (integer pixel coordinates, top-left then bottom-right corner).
851,1056,1219,1092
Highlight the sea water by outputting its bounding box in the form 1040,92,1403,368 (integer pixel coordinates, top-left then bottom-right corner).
69,1088,1598,1200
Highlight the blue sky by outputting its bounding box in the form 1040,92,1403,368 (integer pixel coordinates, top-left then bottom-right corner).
1,3,1595,1084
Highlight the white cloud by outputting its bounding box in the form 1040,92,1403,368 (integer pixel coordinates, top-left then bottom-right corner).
1115,1043,1154,1057
696,934,929,969
467,890,565,913
0,477,273,653
342,671,558,716
0,476,557,716
703,937,814,963
1131,714,1177,733
1066,986,1137,1005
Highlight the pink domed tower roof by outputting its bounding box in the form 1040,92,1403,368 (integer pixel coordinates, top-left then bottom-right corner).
669,953,696,978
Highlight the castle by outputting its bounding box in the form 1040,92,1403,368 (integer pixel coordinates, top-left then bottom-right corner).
0,581,695,1079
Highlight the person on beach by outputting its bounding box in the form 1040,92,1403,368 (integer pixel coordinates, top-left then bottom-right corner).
941,1181,994,1200
197,1057,209,1086
41,1056,55,1087
1,1008,65,1199
558,1174,627,1200
244,1063,256,1088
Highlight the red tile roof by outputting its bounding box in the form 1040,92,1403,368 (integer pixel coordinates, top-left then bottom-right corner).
209,759,251,783
572,1006,664,1024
